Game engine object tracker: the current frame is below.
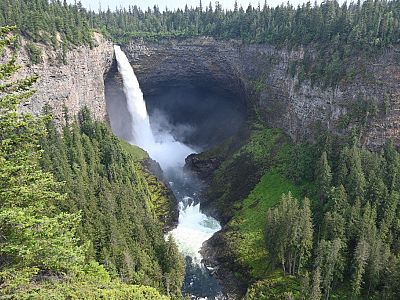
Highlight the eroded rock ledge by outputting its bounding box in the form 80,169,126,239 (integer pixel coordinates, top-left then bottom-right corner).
124,37,400,149
14,33,114,124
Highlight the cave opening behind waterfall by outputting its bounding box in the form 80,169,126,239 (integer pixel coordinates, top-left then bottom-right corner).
104,60,247,151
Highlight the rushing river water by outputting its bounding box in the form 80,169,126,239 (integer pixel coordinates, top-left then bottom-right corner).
114,45,226,299
166,167,225,299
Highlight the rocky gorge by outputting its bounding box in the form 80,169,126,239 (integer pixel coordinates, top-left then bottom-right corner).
17,35,400,150
15,34,400,299
124,37,400,150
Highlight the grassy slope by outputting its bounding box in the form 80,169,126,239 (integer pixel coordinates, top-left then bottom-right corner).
201,124,313,298
226,172,302,279
205,125,293,222
120,139,148,161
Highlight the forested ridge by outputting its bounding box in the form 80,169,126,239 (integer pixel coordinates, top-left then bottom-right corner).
1,0,400,86
0,27,183,299
40,107,184,296
200,124,400,299
2,0,399,49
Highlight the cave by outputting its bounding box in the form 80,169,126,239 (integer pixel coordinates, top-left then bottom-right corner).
104,58,248,150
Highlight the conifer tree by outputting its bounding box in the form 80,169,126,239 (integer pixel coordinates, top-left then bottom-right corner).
310,267,322,300
315,151,332,202
0,25,84,295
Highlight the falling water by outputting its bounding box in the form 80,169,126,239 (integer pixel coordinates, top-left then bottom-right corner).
114,45,225,299
113,45,155,149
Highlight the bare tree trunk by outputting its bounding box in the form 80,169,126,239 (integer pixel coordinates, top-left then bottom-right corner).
298,255,302,275
282,257,286,276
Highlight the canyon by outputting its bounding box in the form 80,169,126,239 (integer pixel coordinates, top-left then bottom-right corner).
13,32,400,300
19,35,400,150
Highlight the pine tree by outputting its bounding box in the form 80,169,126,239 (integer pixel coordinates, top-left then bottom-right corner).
0,26,84,295
383,140,399,192
265,193,313,276
347,146,366,203
315,151,332,202
162,235,185,298
315,239,344,300
352,238,369,297
310,267,322,300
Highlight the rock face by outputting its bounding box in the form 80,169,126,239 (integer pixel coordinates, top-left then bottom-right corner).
123,37,400,149
200,230,248,299
185,153,220,180
13,33,114,124
12,36,400,149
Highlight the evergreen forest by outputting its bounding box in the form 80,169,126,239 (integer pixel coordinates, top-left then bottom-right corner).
1,0,400,299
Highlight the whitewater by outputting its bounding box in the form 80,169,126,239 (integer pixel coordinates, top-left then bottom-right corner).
114,45,224,298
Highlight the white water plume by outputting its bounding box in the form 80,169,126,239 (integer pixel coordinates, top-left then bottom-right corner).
170,197,221,262
114,46,223,298
114,45,155,149
114,45,193,170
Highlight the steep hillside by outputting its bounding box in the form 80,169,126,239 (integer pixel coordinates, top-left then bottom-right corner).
189,121,400,299
39,108,183,297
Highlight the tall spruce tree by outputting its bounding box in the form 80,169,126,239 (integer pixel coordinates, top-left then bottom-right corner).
0,26,84,295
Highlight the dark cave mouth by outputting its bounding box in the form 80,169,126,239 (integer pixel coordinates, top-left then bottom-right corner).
104,63,247,150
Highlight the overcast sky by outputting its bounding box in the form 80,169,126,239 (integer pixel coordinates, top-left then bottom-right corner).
68,0,320,11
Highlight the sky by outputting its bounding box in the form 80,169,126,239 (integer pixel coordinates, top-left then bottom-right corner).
68,0,317,11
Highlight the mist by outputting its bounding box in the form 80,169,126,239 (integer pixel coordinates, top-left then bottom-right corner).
109,45,226,298
145,84,246,150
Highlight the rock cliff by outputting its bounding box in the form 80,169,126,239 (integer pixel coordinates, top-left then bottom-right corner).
123,37,400,149
13,33,114,124
14,35,400,150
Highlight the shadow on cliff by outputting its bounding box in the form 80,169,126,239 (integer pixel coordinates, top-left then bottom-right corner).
104,60,247,151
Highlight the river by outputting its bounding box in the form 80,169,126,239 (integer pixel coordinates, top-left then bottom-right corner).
114,45,226,299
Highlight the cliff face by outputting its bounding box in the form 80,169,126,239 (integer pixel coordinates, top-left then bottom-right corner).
15,35,400,149
14,33,114,123
123,38,400,149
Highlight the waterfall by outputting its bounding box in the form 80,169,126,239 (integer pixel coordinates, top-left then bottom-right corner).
114,45,193,170
114,45,224,298
114,45,155,149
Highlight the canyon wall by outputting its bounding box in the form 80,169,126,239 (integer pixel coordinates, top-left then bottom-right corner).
124,37,400,149
13,34,400,149
13,33,113,124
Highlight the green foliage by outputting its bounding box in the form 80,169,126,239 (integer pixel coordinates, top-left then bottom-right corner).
12,261,170,299
205,125,293,221
200,117,400,298
40,107,184,297
0,0,93,48
2,0,399,86
338,95,380,130
225,172,302,280
244,275,302,300
315,151,332,202
314,239,345,299
14,270,170,300
0,28,178,299
0,25,84,296
90,0,400,52
265,193,313,276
